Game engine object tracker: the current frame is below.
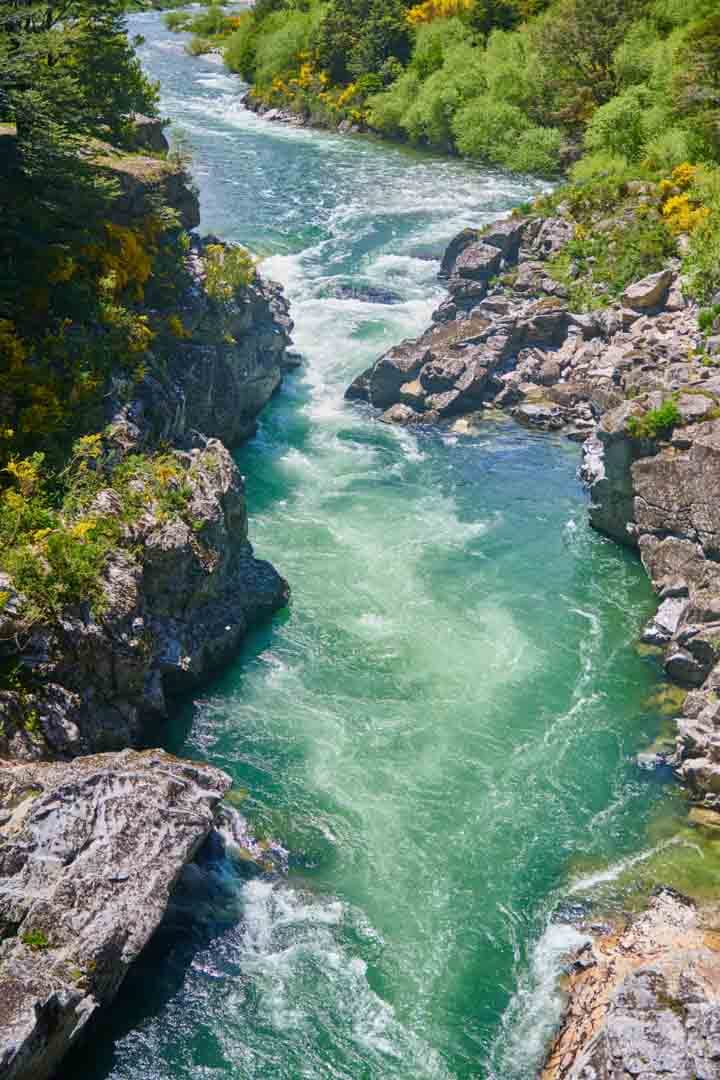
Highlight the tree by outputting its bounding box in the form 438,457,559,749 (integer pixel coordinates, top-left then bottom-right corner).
530,0,649,125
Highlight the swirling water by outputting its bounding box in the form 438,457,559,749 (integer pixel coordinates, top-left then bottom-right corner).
60,15,680,1080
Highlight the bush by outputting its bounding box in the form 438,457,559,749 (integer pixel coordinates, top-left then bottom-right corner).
506,126,563,176
224,15,259,80
626,398,681,439
367,71,422,137
584,85,649,161
452,97,531,165
204,243,255,300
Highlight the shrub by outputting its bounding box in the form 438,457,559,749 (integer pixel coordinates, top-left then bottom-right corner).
584,86,649,161
204,243,255,300
626,398,681,439
506,126,563,176
21,929,50,951
367,71,422,137
452,97,531,165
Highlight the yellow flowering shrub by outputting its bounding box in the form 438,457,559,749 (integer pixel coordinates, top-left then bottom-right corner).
660,164,710,236
406,0,474,25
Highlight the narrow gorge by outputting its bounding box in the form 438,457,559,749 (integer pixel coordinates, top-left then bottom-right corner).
2,5,720,1080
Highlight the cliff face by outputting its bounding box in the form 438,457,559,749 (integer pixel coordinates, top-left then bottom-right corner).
0,130,295,1080
0,149,295,763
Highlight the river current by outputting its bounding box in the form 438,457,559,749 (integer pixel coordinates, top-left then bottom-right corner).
60,15,680,1079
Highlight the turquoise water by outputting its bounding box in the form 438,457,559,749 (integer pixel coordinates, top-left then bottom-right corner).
60,17,677,1080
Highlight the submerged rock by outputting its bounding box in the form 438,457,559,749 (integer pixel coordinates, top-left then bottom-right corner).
0,750,230,1080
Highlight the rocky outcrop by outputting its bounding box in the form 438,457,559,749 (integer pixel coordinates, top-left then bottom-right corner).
0,749,230,1080
0,440,288,761
345,217,704,441
542,889,720,1080
123,236,295,449
0,149,295,760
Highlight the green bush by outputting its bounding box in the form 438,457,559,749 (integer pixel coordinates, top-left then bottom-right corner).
584,86,649,161
506,126,563,176
367,71,421,138
452,97,531,165
626,398,681,439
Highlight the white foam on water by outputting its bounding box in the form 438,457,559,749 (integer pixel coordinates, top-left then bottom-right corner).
488,921,590,1080
568,835,683,894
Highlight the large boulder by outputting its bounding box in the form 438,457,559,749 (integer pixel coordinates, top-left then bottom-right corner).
0,750,230,1080
623,269,674,311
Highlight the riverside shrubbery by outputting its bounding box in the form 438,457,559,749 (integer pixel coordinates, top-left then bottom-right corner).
214,0,720,188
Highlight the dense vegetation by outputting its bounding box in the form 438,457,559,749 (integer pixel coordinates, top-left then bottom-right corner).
215,0,720,178
0,1,240,632
186,0,720,310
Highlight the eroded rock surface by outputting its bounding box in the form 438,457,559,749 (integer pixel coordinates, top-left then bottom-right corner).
542,890,720,1080
0,750,230,1080
0,440,288,761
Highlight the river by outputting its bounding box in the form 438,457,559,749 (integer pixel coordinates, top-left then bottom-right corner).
59,14,680,1079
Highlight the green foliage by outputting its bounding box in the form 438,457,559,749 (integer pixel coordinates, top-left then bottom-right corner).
584,86,649,161
21,929,50,951
204,243,255,301
626,398,681,440
683,166,720,302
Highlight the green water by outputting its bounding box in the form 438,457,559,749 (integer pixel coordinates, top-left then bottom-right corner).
59,17,684,1080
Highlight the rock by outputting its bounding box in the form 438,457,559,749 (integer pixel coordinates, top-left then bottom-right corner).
439,227,480,278
133,239,294,447
0,442,289,760
380,403,423,425
642,596,689,645
328,283,404,305
419,358,466,393
479,217,527,258
95,147,200,231
513,401,563,430
623,269,674,311
453,242,503,282
538,358,561,386
366,342,431,409
0,750,230,1080
542,890,720,1080
531,217,574,259
129,113,169,154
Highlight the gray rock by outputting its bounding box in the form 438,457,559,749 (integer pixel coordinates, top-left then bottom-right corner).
0,750,230,1080
0,441,289,761
623,270,674,311
453,242,503,282
129,113,169,154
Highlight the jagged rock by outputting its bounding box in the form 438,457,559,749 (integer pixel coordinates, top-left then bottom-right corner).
95,147,200,231
642,596,689,645
542,890,720,1080
623,269,674,311
531,217,574,258
419,358,466,393
365,342,431,409
453,242,504,282
0,442,289,761
129,238,294,447
439,227,479,278
0,750,230,1080
129,113,169,154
